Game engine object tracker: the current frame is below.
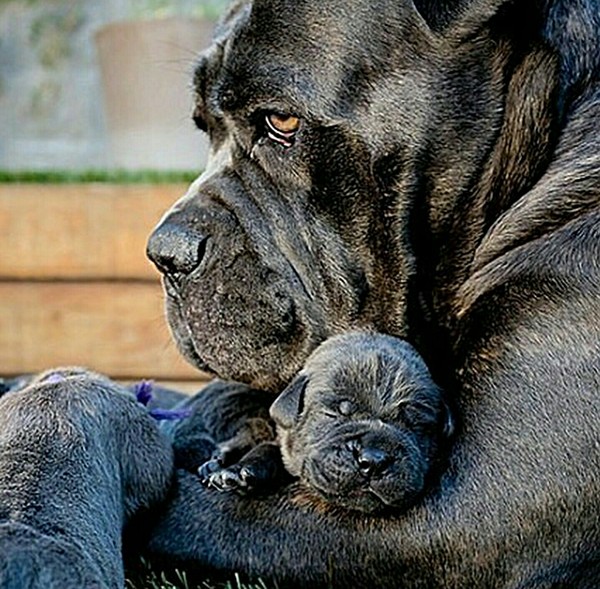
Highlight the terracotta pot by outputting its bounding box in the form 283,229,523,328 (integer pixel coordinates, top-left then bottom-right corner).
95,17,212,171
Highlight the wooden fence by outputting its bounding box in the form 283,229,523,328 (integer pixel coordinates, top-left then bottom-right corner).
0,183,208,392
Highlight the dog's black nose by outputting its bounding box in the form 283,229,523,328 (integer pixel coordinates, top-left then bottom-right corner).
356,447,391,477
347,440,392,477
146,223,208,276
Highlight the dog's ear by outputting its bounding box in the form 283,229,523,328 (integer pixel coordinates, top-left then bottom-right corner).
411,0,473,32
269,374,308,430
412,0,538,40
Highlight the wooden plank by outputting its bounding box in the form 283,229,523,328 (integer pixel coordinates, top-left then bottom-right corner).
0,184,188,280
0,282,206,380
149,381,211,395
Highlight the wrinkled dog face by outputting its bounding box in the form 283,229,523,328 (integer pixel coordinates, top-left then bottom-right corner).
146,0,435,391
147,0,503,390
270,332,453,513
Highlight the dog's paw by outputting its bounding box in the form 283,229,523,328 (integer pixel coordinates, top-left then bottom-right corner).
198,457,223,483
198,442,289,496
200,462,260,495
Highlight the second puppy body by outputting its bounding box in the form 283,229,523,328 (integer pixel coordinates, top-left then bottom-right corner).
0,368,174,588
202,332,454,514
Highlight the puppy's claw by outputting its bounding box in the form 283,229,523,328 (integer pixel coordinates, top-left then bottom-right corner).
239,466,256,485
215,469,244,492
198,458,223,485
203,465,255,495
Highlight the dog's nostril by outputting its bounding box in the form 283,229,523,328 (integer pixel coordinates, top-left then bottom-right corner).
147,223,209,277
355,447,391,477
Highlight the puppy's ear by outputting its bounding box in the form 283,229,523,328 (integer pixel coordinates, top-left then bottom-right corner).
269,374,308,429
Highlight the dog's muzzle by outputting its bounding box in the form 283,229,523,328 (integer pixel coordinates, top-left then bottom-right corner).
147,221,209,280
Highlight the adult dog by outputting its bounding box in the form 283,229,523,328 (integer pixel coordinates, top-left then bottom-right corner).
145,0,600,587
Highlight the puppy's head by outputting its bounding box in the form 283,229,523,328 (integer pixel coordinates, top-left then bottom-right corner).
270,332,453,513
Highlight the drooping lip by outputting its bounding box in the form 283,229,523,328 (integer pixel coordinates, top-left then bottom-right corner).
177,333,216,376
306,478,391,512
366,485,398,507
160,272,325,390
162,277,217,376
302,460,381,503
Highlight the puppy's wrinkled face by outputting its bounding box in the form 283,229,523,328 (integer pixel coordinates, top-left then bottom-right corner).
271,332,453,513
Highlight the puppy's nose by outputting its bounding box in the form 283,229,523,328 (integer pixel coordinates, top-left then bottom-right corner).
354,445,392,477
146,223,208,276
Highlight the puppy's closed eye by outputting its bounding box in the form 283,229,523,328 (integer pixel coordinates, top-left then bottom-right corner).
338,400,355,416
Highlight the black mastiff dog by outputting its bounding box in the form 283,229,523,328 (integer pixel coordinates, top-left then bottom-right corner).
144,0,600,586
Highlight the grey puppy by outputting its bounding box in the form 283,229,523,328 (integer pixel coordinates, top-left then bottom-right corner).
200,332,453,514
271,332,453,513
0,368,174,589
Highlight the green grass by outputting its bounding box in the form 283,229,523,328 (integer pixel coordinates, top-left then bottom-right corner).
126,560,271,589
127,573,269,589
0,169,199,184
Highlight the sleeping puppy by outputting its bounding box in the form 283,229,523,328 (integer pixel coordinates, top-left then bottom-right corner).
0,368,174,588
202,332,454,514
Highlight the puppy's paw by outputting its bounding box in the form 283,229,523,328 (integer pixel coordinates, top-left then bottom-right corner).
198,457,223,483
198,442,289,496
201,463,259,495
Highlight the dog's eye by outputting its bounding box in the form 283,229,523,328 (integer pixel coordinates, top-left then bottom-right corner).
265,113,300,148
268,113,300,133
338,400,355,416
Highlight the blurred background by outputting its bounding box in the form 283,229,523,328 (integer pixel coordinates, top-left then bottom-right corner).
0,0,230,391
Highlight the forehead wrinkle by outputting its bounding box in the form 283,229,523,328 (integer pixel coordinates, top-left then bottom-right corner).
326,352,387,408
368,354,405,408
245,182,362,321
218,20,327,117
368,348,430,412
209,154,360,332
206,5,356,125
242,179,322,298
216,64,316,120
385,358,435,412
